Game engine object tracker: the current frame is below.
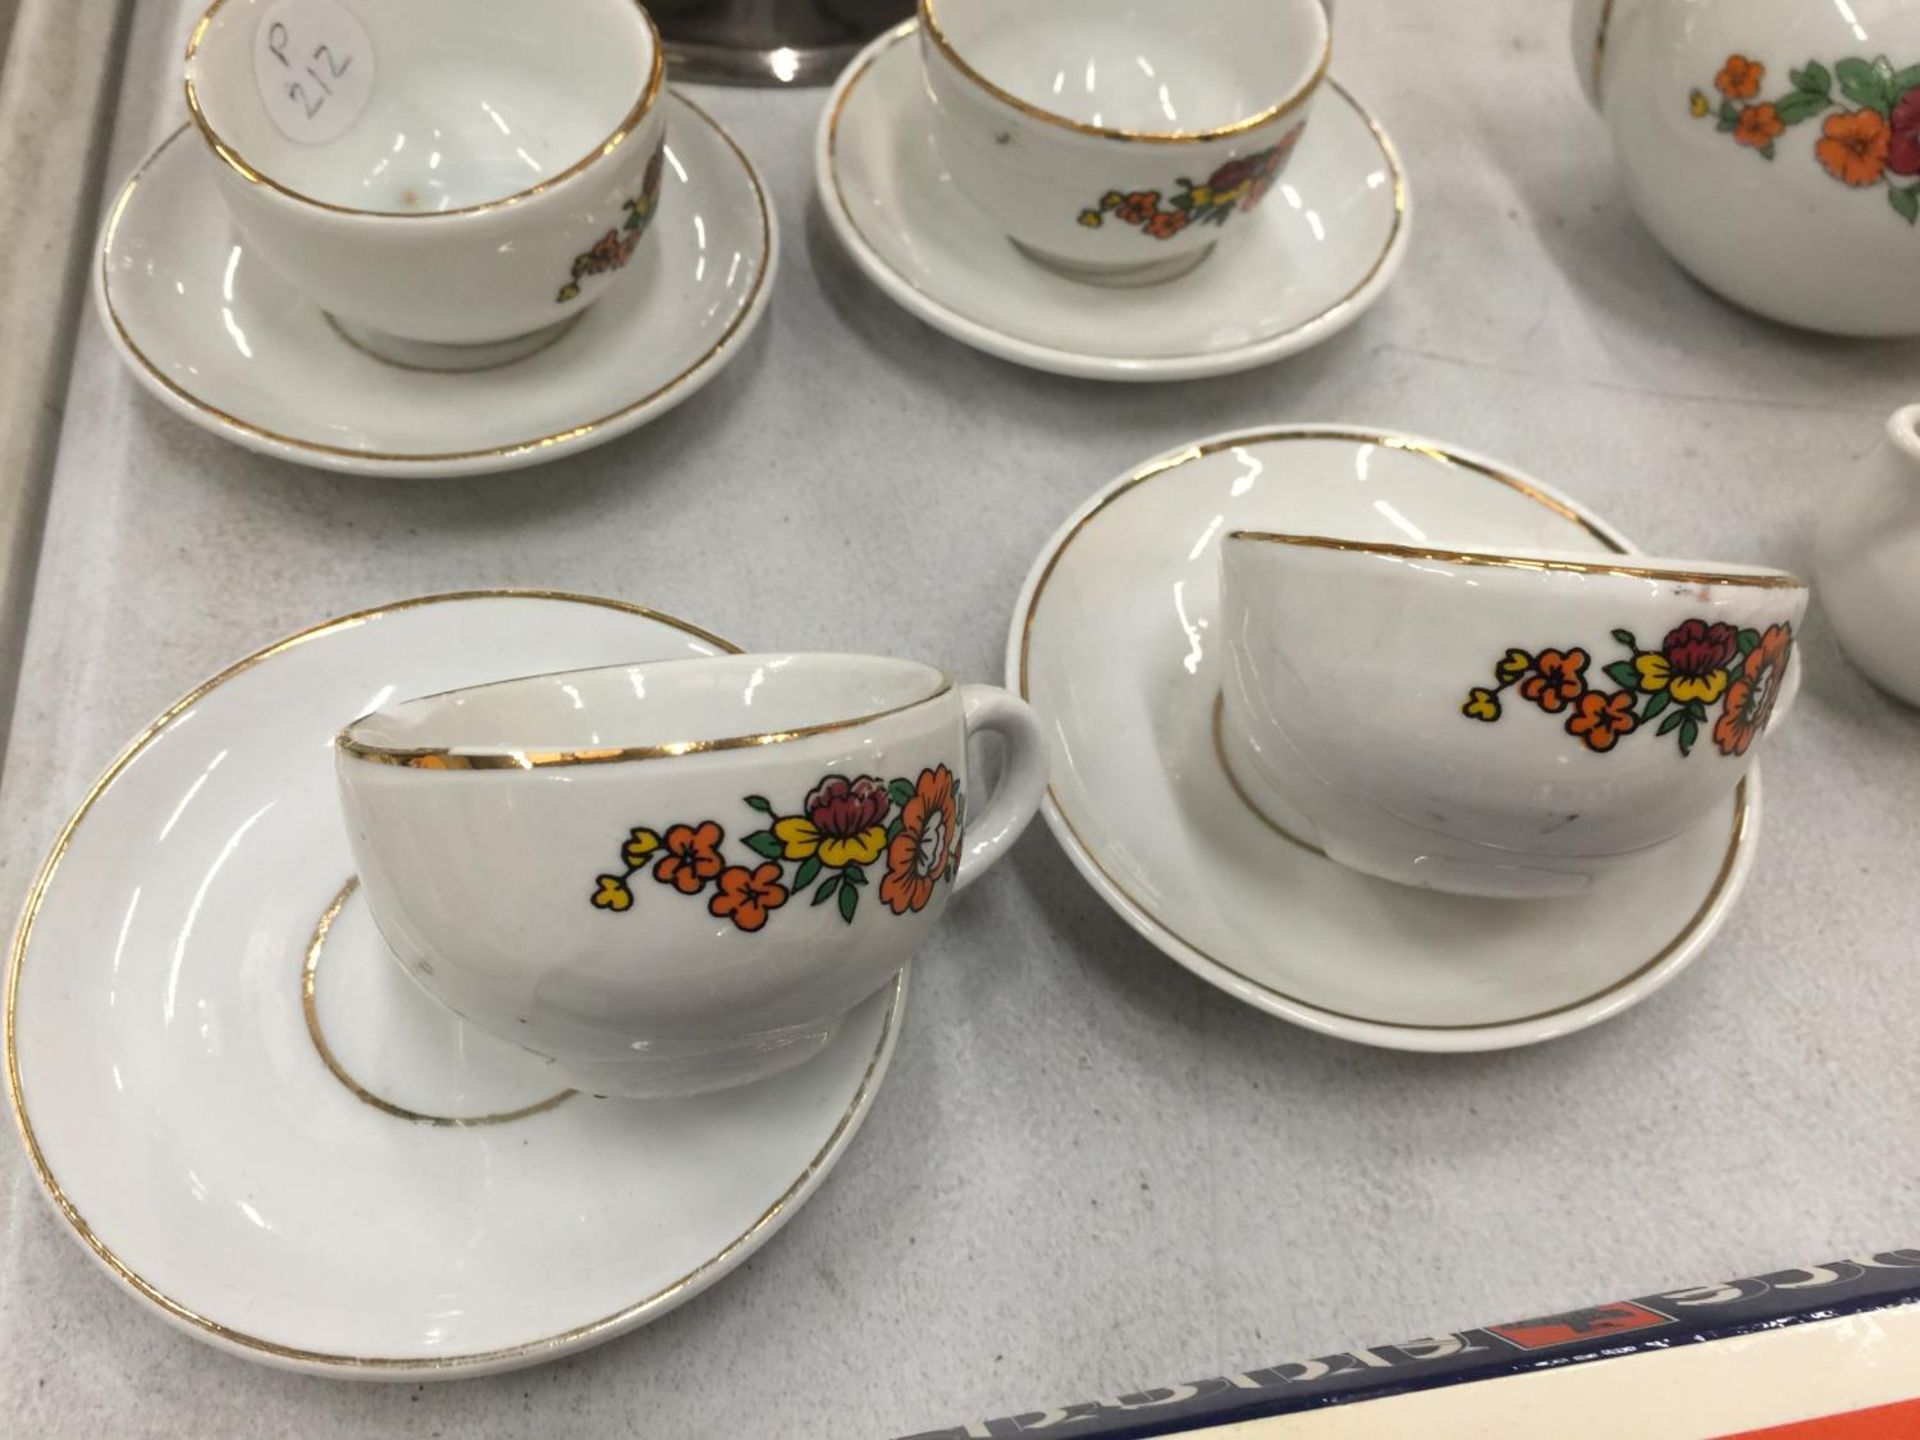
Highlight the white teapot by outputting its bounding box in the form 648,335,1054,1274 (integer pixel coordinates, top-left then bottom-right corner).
1573,0,1920,335
1815,404,1920,706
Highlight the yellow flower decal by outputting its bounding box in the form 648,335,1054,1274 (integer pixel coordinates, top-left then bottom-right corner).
1078,209,1103,227
773,816,886,868
591,875,633,912
1634,651,1729,704
622,827,661,867
1690,89,1711,118
1496,648,1533,683
1463,688,1502,722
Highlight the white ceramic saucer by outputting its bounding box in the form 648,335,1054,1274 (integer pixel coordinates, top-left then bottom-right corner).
816,23,1410,381
5,591,903,1378
96,94,776,478
1007,429,1759,1051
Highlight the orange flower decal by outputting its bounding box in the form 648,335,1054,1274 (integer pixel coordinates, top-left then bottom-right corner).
1817,109,1892,186
1716,55,1765,101
1713,623,1794,757
1735,102,1786,149
1465,620,1794,759
1077,131,1303,239
880,765,961,916
1690,51,1920,227
654,821,725,894
708,863,789,933
595,771,965,929
1566,690,1639,753
1519,648,1588,713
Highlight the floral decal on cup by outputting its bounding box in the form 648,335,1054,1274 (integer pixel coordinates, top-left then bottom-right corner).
1075,124,1305,240
1689,54,1920,224
590,766,964,930
1461,620,1795,757
556,144,667,303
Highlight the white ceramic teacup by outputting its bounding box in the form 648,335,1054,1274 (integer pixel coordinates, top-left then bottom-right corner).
918,0,1330,286
185,0,669,369
1220,534,1810,899
335,654,1048,1098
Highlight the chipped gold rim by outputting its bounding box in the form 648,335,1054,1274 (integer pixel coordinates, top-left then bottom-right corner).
98,96,773,469
303,877,575,1126
825,26,1408,369
1226,531,1808,590
337,671,958,769
184,0,666,219
5,591,904,1371
918,0,1330,143
1015,429,1756,1035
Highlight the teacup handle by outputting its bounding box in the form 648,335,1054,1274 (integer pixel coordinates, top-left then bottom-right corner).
953,685,1050,892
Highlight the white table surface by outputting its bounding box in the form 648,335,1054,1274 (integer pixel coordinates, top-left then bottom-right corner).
4,2,1919,1436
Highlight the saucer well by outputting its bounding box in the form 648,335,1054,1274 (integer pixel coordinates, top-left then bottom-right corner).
816,23,1409,381
6,591,902,1377
96,94,775,478
1007,429,1758,1051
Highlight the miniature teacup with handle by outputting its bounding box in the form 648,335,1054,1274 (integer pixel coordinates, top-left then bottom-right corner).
1220,533,1809,899
336,654,1049,1098
185,0,671,369
918,0,1331,286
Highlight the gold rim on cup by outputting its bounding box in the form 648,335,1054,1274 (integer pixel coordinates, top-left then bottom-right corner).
917,0,1332,144
183,0,667,219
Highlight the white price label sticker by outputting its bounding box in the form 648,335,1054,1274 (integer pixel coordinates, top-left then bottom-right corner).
253,0,375,146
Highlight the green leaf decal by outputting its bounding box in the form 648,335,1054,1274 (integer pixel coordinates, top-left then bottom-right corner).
838,883,859,925
888,779,916,806
1679,717,1699,756
885,818,903,843
743,830,784,861
1604,660,1641,690
843,864,868,887
1774,90,1832,125
1737,629,1760,654
1794,60,1832,96
1658,710,1687,736
1836,56,1891,114
812,875,841,905
1891,64,1920,99
744,795,773,814
1611,629,1638,648
1641,690,1671,723
793,855,823,892
1892,186,1920,225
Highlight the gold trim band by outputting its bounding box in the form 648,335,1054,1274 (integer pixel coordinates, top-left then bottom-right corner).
1590,0,1618,99
1226,530,1808,590
337,674,956,769
99,98,773,467
918,0,1330,143
4,590,906,1371
303,877,574,1126
184,0,666,219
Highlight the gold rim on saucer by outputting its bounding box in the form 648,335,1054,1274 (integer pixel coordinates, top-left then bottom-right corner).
918,0,1331,144
98,95,773,469
6,590,904,1371
184,0,667,220
1016,429,1755,1036
337,673,958,770
826,24,1408,368
1225,531,1808,590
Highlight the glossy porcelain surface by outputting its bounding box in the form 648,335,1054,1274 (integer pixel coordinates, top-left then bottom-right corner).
187,0,668,354
1221,537,1806,898
5,592,905,1377
819,22,1407,379
1009,427,1761,1051
918,0,1329,280
95,96,774,477
337,655,1047,1098
1815,403,1920,705
1574,0,1920,336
